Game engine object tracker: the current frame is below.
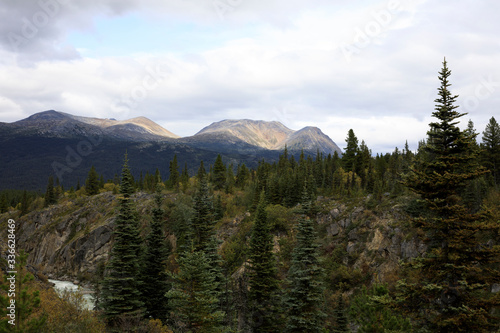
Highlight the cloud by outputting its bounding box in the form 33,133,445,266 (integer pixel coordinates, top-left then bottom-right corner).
0,0,498,153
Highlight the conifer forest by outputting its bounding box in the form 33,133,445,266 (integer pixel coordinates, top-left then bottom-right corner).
1,61,500,332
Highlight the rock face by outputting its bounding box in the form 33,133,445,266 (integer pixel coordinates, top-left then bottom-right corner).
1,191,425,285
317,199,426,283
6,192,153,279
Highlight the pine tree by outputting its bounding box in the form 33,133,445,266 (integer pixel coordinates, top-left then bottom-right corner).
197,161,206,181
191,175,215,251
169,154,180,190
213,154,227,190
85,165,100,196
248,192,281,332
225,165,235,194
20,190,30,216
101,154,145,327
343,129,359,172
44,176,56,207
140,181,170,322
155,168,161,185
398,59,500,332
214,194,224,220
166,250,224,332
481,116,500,186
181,162,190,192
235,163,249,189
333,295,349,333
284,213,325,332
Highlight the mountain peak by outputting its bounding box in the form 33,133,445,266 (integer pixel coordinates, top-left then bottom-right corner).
13,110,179,140
196,119,293,149
194,119,341,155
23,110,68,122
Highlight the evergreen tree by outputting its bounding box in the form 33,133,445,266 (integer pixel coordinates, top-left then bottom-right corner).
214,194,224,220
191,175,215,251
85,165,100,196
140,181,170,322
181,162,190,192
166,250,224,332
20,190,30,216
205,235,230,323
213,154,227,190
481,116,500,186
225,165,235,194
169,154,180,190
351,284,410,333
398,59,500,331
235,163,249,189
248,192,281,332
343,129,359,172
155,168,161,185
44,176,56,207
197,161,206,181
101,154,145,327
0,250,47,332
284,213,325,332
333,295,349,333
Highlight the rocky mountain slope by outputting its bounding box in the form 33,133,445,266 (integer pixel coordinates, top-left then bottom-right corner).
0,111,341,190
193,119,342,156
5,110,179,141
0,191,423,285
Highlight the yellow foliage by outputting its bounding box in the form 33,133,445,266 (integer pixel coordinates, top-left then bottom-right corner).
103,182,118,192
39,287,105,333
147,318,174,333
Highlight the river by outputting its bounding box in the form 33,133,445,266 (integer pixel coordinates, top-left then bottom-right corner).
48,279,95,310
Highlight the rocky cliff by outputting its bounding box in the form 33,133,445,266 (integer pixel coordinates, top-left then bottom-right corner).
1,192,423,285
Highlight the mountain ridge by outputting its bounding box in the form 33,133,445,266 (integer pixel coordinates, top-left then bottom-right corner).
3,110,341,155
0,110,342,190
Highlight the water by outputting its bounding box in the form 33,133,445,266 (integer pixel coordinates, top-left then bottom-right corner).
48,279,95,310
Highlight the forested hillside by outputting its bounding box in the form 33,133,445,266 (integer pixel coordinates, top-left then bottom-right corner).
1,61,500,332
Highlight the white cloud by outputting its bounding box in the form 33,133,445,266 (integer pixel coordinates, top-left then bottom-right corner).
0,0,498,153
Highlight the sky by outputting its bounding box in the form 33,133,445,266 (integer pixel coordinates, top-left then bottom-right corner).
0,0,499,154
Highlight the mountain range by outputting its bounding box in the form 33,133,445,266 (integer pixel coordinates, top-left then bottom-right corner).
0,110,341,190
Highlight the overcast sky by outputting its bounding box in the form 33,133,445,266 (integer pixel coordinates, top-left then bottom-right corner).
0,0,498,154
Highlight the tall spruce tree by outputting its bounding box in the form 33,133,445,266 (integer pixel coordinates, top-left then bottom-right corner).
140,181,170,322
398,59,500,332
481,116,500,186
213,154,227,190
181,162,190,192
44,176,56,207
20,190,30,216
284,212,325,332
343,129,359,172
191,175,215,251
101,154,145,327
166,250,224,332
169,154,180,190
248,192,281,332
333,295,349,333
85,165,100,195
